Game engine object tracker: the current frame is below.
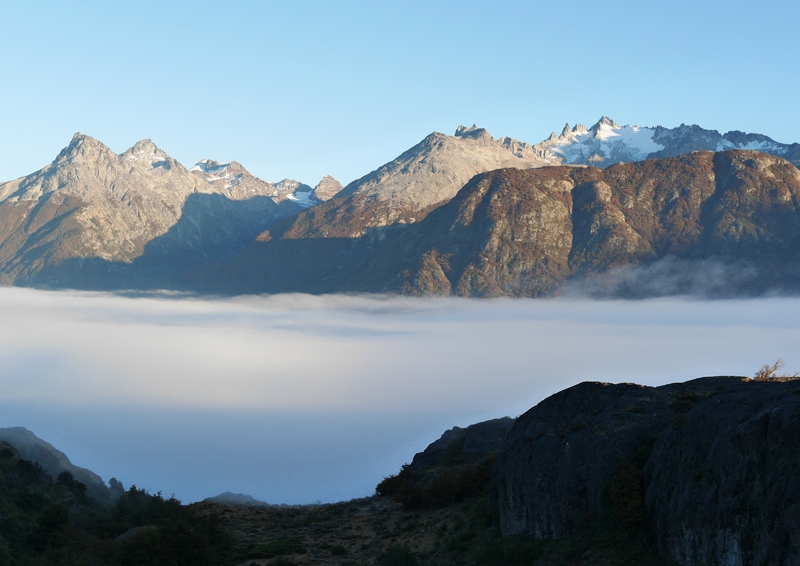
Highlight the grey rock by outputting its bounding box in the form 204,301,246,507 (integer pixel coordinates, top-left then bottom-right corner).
409,417,514,473
311,175,343,202
490,376,800,566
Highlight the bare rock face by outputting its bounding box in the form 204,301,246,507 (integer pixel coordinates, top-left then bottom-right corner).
275,126,550,239
0,134,209,282
189,159,306,216
389,150,800,297
200,149,800,298
644,380,800,566
310,175,343,201
490,376,800,566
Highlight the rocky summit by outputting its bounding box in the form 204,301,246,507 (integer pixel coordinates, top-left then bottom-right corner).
274,125,550,239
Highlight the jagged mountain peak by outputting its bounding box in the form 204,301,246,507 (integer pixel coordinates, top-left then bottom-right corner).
54,132,113,164
594,116,620,129
121,139,171,168
532,118,800,168
454,124,491,139
311,175,343,202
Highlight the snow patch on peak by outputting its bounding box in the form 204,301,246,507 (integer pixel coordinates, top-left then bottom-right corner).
191,159,233,183
286,189,316,208
715,134,786,154
124,139,170,168
191,159,229,174
543,118,665,165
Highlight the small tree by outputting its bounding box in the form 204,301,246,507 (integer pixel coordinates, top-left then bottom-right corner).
753,358,800,380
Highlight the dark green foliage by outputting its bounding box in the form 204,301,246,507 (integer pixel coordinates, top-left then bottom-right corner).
242,538,306,560
378,544,418,566
375,464,413,497
0,448,232,565
376,456,496,511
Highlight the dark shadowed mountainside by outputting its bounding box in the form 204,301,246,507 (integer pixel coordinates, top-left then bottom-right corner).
187,150,800,298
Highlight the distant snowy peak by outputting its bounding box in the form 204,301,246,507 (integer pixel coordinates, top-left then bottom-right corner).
534,118,800,168
536,118,665,166
190,159,330,208
190,159,228,174
275,178,315,208
191,159,237,186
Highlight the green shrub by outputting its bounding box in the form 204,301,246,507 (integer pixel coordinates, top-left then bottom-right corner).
378,544,418,566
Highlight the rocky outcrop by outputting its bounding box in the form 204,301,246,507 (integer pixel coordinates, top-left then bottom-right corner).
408,417,514,473
490,376,800,566
310,175,343,201
644,379,800,566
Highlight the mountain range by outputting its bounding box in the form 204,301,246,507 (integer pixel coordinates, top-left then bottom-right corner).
1,118,799,296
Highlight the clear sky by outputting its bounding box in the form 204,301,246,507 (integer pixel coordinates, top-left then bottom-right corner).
2,0,798,187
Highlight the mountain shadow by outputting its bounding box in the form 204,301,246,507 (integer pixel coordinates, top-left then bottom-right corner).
22,193,299,291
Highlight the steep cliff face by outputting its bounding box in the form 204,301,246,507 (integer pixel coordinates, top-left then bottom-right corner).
391,150,800,297
644,380,800,566
490,376,800,566
190,149,800,297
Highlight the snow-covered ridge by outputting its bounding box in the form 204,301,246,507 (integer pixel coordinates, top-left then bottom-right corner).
286,189,315,208
191,159,237,188
536,117,664,166
190,159,338,207
531,117,797,168
716,138,785,153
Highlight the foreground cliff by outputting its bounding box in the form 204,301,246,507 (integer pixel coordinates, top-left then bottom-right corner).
491,376,800,566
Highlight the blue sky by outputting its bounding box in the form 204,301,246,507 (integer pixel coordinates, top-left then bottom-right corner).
2,0,798,187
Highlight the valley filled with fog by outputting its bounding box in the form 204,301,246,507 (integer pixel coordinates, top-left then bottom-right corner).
1,288,797,504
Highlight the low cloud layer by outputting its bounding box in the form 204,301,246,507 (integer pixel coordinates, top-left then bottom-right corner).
1,288,799,503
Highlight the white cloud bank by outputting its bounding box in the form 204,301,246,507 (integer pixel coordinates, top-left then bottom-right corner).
1,288,798,503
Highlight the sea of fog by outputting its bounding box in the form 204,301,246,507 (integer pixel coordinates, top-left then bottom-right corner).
1,287,798,504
